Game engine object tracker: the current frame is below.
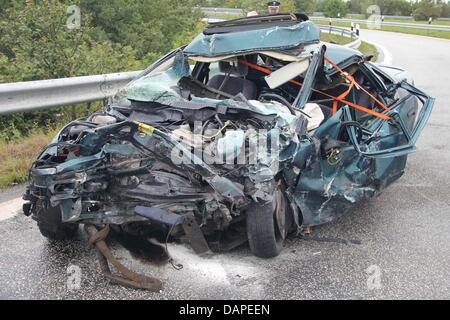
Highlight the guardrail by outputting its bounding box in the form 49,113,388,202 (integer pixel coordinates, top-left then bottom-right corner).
320,26,361,49
0,71,141,115
200,7,243,15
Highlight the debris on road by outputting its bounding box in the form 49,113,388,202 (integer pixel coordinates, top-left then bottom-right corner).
85,224,162,291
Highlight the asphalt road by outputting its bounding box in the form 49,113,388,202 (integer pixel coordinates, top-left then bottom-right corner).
0,30,449,300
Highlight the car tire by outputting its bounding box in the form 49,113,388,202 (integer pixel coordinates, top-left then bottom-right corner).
35,205,78,240
246,181,287,258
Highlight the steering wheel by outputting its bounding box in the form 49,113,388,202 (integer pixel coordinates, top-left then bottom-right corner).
258,93,296,115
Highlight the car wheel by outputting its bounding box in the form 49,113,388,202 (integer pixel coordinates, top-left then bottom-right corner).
246,180,288,258
35,205,78,240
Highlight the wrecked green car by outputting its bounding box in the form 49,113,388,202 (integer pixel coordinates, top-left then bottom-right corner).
23,14,434,259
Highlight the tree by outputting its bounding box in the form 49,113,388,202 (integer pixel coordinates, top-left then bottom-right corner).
0,0,141,134
347,0,364,14
393,0,413,16
323,0,347,17
0,0,12,14
282,0,297,13
81,0,202,61
295,0,317,15
0,1,140,82
441,3,450,18
241,0,268,13
413,0,441,20
348,0,412,16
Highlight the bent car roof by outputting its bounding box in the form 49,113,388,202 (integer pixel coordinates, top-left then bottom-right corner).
202,13,310,34
323,42,364,72
184,14,320,57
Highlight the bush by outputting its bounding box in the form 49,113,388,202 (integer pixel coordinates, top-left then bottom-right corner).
413,0,441,21
323,0,347,18
0,0,202,138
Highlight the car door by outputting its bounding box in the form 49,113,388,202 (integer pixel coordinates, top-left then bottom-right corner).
290,52,434,226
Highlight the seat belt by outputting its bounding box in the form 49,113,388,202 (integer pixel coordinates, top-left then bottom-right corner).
323,56,391,113
238,59,391,121
332,81,354,115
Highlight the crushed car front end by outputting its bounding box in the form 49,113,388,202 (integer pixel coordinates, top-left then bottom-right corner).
24,99,300,253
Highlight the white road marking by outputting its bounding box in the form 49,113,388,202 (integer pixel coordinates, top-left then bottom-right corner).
0,197,24,221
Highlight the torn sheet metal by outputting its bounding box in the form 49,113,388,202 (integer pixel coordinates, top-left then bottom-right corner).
184,21,320,57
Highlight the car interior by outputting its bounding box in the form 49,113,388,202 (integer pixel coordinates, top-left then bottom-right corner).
186,52,385,130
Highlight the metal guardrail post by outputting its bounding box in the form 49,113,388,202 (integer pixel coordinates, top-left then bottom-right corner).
318,25,360,49
428,17,432,36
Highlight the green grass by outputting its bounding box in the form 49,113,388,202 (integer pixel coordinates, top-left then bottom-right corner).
320,32,352,45
0,128,58,188
377,25,450,39
313,19,450,40
320,33,379,61
357,41,379,61
383,18,450,26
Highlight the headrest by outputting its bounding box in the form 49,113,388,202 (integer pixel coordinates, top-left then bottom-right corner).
218,60,248,77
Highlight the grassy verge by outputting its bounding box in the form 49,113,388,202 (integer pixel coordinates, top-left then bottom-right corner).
358,41,379,61
383,18,450,26
0,128,58,188
313,19,450,40
320,32,352,44
320,33,379,61
377,25,450,39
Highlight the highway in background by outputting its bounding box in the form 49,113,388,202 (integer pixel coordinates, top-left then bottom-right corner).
0,30,449,299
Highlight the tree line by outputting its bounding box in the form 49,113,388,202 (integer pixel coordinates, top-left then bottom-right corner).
199,0,450,20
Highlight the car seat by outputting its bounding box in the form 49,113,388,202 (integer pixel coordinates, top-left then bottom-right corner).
207,61,257,100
